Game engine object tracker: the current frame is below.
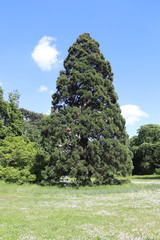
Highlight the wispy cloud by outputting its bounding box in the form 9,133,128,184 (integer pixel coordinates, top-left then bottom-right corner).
49,90,54,95
31,36,60,71
44,109,51,115
39,85,48,92
120,104,149,125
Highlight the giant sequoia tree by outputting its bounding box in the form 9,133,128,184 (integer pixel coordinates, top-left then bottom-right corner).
44,33,132,185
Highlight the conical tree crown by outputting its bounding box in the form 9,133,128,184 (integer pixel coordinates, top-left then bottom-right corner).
53,33,116,110
47,33,132,185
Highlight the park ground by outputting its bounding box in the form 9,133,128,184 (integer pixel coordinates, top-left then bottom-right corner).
0,176,160,240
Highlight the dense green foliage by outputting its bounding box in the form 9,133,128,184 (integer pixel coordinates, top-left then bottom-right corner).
130,124,160,174
0,88,23,140
20,108,44,143
0,135,37,183
0,88,46,183
0,166,36,184
4,34,160,185
0,136,37,169
42,33,133,186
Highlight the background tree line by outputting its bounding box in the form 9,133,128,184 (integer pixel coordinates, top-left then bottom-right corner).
0,33,159,186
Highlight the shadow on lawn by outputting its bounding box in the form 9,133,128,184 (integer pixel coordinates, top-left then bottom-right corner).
41,178,131,188
132,176,160,180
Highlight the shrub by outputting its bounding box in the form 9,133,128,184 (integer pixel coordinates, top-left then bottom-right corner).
0,166,36,184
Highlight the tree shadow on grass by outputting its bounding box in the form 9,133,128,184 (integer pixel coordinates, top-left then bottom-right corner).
132,175,160,180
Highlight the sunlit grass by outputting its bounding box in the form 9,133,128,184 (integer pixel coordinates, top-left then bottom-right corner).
0,177,160,239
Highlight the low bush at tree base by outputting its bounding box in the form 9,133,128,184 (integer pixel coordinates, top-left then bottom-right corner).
0,166,36,184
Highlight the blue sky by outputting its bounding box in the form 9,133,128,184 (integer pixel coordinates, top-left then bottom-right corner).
0,0,160,137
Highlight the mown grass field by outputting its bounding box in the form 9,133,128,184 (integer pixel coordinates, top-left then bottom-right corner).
0,176,160,240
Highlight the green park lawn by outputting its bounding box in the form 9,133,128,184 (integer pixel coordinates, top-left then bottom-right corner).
0,176,160,240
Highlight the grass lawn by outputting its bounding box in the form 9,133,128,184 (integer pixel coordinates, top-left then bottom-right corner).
0,176,160,240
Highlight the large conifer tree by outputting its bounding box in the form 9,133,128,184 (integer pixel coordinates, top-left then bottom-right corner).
44,33,132,185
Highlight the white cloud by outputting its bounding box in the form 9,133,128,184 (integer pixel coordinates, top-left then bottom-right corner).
44,109,51,115
120,104,149,125
39,85,48,92
31,36,60,71
49,90,54,95
0,82,3,87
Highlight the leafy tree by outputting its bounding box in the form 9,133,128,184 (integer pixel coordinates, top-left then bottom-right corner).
0,166,36,184
43,33,133,185
0,87,23,140
0,87,11,139
0,88,48,183
130,124,160,174
136,124,160,145
19,109,50,182
0,135,39,183
20,108,44,143
0,135,37,170
7,90,23,136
